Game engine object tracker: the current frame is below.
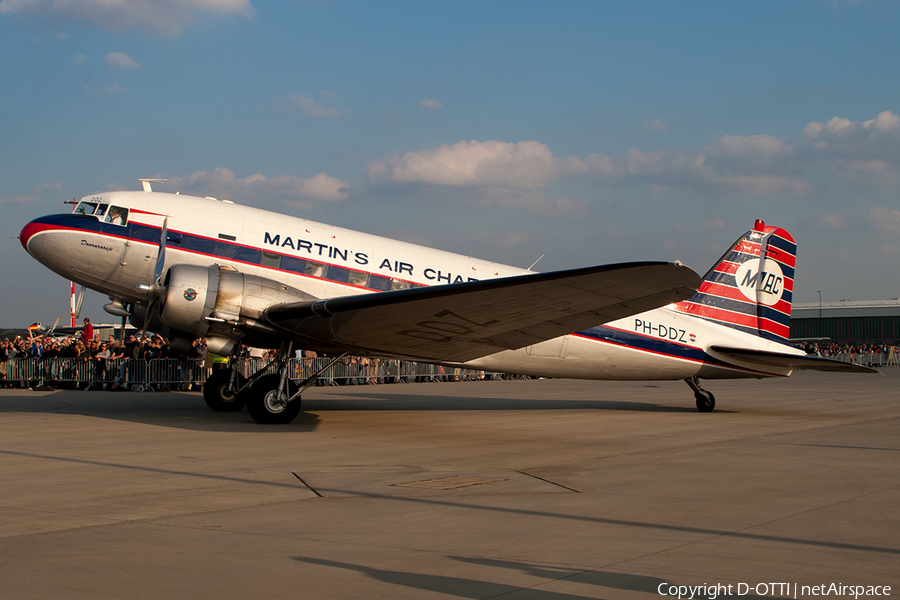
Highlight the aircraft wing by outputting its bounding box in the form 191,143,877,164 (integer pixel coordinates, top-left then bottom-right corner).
710,346,879,374
265,261,700,362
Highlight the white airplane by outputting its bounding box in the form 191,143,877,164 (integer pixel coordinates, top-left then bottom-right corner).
19,179,873,423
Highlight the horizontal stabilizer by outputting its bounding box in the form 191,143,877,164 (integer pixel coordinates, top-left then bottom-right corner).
710,346,879,374
265,261,700,362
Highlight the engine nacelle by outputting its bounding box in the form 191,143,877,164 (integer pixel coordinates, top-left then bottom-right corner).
157,264,316,354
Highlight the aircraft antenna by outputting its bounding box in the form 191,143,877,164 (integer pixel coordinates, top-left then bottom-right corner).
138,178,168,192
527,254,545,271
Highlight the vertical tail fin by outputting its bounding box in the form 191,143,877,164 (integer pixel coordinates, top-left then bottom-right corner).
676,220,796,342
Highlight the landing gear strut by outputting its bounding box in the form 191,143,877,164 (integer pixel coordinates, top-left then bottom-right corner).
244,342,348,425
684,377,716,413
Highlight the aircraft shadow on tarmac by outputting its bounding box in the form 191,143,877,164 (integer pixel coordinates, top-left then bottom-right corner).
0,383,735,433
0,390,321,433
290,555,782,599
292,555,626,600
299,390,718,413
449,556,780,599
306,378,737,413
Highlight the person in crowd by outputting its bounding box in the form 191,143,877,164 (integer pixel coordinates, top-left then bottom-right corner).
94,342,111,387
0,339,9,386
81,318,93,342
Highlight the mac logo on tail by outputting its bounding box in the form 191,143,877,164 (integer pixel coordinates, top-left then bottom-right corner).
735,258,784,306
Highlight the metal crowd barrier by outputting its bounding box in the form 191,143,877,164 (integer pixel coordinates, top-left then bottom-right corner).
2,350,896,390
827,351,899,368
0,357,505,390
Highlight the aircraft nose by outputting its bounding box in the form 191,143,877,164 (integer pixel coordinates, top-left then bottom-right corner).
19,215,74,276
19,217,46,255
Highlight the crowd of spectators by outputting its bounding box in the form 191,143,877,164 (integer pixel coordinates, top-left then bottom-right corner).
2,317,896,389
0,331,204,361
0,327,208,389
0,317,507,389
801,341,898,357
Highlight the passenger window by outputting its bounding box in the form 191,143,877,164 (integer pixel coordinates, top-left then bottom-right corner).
347,271,368,287
391,279,411,291
327,265,350,283
261,251,281,269
305,261,326,278
104,206,129,226
368,275,392,291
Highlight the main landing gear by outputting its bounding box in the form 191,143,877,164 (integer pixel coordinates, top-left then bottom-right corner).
246,373,302,425
203,369,247,412
201,342,347,424
684,377,716,413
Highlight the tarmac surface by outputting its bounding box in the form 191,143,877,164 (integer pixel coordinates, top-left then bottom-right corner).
0,370,898,599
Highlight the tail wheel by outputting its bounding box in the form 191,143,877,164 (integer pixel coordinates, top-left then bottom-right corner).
695,391,716,413
246,374,302,424
203,369,247,412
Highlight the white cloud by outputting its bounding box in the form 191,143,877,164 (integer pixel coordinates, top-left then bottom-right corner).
640,118,669,134
801,111,900,180
418,98,443,109
479,187,581,215
705,134,794,160
361,110,899,212
0,194,38,204
377,228,433,247
495,232,529,248
363,142,585,214
72,54,87,66
104,82,126,94
35,182,61,192
867,206,900,233
805,111,900,143
881,243,900,256
810,213,848,230
564,147,811,196
166,168,349,209
804,111,900,153
106,52,140,69
290,95,342,119
466,231,530,248
842,159,891,173
365,140,558,189
0,0,253,35
290,172,349,201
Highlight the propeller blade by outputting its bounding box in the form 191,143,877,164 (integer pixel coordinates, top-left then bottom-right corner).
154,217,168,285
142,300,156,335
134,216,169,334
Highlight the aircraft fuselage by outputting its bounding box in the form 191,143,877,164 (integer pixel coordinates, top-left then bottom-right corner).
21,190,801,381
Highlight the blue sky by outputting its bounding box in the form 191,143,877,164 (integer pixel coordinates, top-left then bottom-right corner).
2,0,899,327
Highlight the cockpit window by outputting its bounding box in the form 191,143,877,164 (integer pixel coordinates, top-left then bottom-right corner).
73,201,110,217
104,206,128,226
73,201,95,215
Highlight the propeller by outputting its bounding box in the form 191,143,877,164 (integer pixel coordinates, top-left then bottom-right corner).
134,217,168,334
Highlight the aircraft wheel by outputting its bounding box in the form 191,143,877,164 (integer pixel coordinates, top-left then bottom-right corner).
246,374,302,424
203,369,247,412
695,391,716,413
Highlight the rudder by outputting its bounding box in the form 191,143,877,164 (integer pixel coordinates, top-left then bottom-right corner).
676,219,796,342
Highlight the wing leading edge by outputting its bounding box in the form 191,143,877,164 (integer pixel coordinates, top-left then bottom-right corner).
264,261,701,362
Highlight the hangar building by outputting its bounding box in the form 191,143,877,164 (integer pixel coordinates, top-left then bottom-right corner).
790,299,900,346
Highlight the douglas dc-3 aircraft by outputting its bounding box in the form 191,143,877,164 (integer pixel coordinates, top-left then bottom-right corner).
20,179,873,423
